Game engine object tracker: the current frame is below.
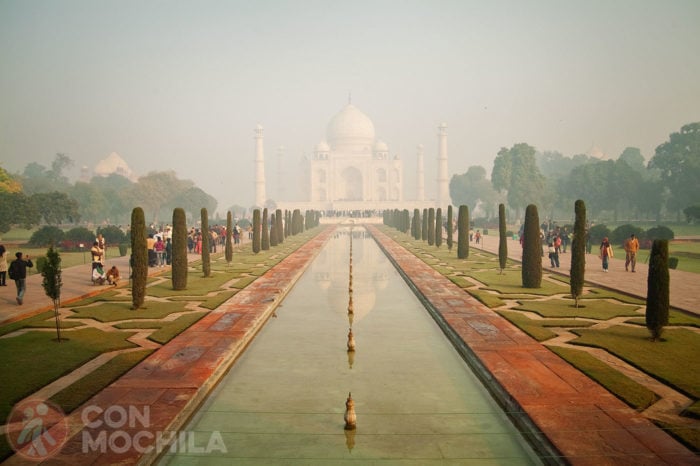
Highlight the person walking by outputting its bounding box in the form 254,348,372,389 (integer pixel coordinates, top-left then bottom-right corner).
8,252,33,305
0,244,7,286
624,233,640,272
599,237,613,272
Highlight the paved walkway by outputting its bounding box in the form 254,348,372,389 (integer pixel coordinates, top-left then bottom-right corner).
2,226,697,464
471,234,699,315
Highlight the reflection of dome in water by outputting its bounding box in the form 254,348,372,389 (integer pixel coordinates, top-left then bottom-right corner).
326,104,376,151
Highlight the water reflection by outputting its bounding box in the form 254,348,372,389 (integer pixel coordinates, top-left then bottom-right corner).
312,227,388,324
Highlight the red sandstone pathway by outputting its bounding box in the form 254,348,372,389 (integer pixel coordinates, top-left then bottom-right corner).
367,225,696,465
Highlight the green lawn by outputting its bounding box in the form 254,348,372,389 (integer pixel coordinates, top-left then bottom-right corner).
570,325,700,399
0,327,138,421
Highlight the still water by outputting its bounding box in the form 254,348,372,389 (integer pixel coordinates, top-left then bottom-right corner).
161,226,540,464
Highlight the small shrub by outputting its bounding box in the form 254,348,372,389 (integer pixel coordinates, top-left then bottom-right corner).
28,226,64,247
645,225,674,241
35,256,48,274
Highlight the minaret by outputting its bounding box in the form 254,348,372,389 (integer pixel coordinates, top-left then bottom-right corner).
437,123,449,209
416,144,425,201
254,124,266,208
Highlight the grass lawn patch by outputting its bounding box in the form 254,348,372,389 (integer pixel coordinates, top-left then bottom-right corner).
654,420,700,453
583,288,646,305
570,326,700,399
148,312,208,344
447,275,476,289
495,310,557,341
68,290,130,306
627,310,700,328
467,289,507,308
231,275,259,289
548,346,657,411
0,328,137,421
68,301,190,322
475,270,569,295
684,400,700,420
1,311,56,337
147,272,235,297
515,298,641,320
25,319,85,330
49,349,154,414
200,290,239,310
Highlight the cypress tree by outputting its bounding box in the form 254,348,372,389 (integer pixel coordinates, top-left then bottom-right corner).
262,208,270,250
270,213,278,247
285,210,291,237
413,209,420,240
646,239,669,341
457,205,469,259
498,203,507,273
130,207,147,309
253,209,261,253
435,208,442,247
225,211,233,265
427,208,435,245
521,204,542,288
172,208,188,290
570,200,586,306
201,208,211,277
446,205,453,250
292,209,302,235
41,244,63,341
421,208,428,241
275,209,284,244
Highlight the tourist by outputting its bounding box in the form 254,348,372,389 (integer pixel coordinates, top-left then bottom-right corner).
624,233,640,272
90,241,104,265
106,265,121,286
165,238,172,265
154,236,166,267
8,252,33,305
92,263,107,285
0,244,7,286
599,237,613,272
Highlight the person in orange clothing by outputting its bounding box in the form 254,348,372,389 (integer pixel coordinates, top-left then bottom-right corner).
624,233,640,272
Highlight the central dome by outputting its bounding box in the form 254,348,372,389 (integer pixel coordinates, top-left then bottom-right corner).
326,104,375,151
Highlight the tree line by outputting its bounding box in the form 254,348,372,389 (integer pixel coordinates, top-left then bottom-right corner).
450,122,700,224
0,155,219,233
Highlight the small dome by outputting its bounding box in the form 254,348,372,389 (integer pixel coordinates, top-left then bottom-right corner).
374,140,388,152
315,141,330,152
326,104,375,151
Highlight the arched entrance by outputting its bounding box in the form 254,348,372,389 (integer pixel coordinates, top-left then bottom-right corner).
341,166,363,201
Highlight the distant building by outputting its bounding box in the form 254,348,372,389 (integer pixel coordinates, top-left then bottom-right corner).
257,102,448,212
93,152,137,181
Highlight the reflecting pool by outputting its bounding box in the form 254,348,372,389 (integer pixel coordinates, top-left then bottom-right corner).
161,226,540,464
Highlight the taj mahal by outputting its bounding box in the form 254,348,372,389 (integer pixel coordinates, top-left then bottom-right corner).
254,101,450,212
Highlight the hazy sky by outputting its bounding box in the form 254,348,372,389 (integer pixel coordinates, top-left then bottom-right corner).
1,0,699,214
